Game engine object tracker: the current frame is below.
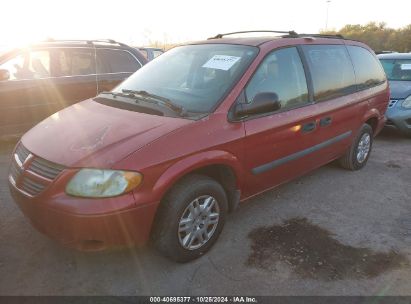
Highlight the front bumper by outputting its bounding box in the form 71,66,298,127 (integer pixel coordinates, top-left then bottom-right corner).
9,181,159,251
385,103,411,135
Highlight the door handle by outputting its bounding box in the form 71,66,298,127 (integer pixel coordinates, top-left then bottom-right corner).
320,117,332,127
302,121,316,133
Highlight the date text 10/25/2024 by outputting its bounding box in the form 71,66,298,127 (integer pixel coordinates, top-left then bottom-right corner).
149,297,258,303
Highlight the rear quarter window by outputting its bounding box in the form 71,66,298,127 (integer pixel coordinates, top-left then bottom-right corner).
347,46,386,90
302,45,356,102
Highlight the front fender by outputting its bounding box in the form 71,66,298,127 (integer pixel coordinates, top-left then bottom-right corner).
151,150,245,201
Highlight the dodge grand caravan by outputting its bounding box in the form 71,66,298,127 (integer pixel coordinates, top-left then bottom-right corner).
8,31,389,262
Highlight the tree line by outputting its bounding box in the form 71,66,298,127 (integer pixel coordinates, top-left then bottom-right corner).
321,22,411,53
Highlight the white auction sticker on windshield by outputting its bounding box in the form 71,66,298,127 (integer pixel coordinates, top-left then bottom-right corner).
202,55,241,71
400,64,411,70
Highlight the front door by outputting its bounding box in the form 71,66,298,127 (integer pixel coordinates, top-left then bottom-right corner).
241,47,322,197
0,49,56,138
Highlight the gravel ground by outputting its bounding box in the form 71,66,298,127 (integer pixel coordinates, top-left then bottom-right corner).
0,128,410,296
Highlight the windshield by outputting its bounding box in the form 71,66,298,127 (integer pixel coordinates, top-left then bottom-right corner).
113,44,258,113
379,59,411,81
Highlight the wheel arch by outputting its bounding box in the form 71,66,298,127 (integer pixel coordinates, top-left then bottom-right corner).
152,150,244,213
362,108,381,135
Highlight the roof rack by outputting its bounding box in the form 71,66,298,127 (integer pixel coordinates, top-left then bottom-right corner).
208,30,298,40
43,39,128,47
208,31,344,40
284,33,345,39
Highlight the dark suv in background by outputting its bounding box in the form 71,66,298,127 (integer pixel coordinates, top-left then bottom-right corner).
0,40,147,140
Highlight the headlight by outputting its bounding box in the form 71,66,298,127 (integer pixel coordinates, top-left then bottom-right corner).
402,96,411,109
66,169,142,198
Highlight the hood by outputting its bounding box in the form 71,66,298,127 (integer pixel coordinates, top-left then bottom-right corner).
388,81,411,99
21,99,192,168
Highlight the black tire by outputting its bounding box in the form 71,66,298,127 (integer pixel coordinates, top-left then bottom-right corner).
151,174,228,262
339,124,373,171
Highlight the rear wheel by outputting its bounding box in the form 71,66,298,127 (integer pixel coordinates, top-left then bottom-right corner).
152,174,228,262
339,124,373,170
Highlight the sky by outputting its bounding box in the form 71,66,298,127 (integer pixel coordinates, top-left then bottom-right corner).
2,0,410,48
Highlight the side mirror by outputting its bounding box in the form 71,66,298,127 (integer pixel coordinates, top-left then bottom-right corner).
0,69,10,81
234,92,281,118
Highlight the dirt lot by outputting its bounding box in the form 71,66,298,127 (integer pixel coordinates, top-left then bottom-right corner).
0,128,410,296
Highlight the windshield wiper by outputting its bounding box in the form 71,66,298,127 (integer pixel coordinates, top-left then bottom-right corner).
99,91,131,98
121,89,186,115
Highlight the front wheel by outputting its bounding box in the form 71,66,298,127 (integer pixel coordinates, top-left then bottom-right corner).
152,174,228,262
339,124,373,171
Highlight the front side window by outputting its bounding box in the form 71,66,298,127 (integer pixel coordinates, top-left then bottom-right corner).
303,45,356,102
347,46,386,89
379,58,411,81
97,49,141,74
0,50,51,80
245,47,309,112
0,54,26,80
113,44,258,113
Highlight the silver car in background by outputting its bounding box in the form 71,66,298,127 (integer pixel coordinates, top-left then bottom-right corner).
378,53,411,136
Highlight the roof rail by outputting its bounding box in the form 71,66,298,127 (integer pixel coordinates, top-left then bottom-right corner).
208,30,298,40
284,33,345,39
207,31,344,40
43,39,128,47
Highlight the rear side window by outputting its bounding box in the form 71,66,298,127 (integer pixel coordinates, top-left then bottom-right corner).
97,49,141,74
54,49,96,76
347,46,386,90
302,45,356,102
245,47,309,112
139,49,148,59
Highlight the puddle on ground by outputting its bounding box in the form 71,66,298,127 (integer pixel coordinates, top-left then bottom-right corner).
247,218,407,281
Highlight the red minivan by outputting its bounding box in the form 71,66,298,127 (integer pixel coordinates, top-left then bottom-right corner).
8,31,389,262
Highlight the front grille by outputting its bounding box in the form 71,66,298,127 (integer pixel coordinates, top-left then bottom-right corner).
388,99,398,108
9,158,22,183
28,157,65,180
21,178,46,196
9,143,65,197
15,144,30,164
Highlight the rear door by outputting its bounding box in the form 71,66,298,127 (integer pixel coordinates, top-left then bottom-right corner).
241,44,361,197
96,49,143,93
298,44,360,161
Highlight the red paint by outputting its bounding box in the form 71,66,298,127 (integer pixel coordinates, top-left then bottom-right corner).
9,37,389,250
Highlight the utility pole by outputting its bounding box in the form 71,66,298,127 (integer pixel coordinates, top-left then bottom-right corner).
325,0,331,31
